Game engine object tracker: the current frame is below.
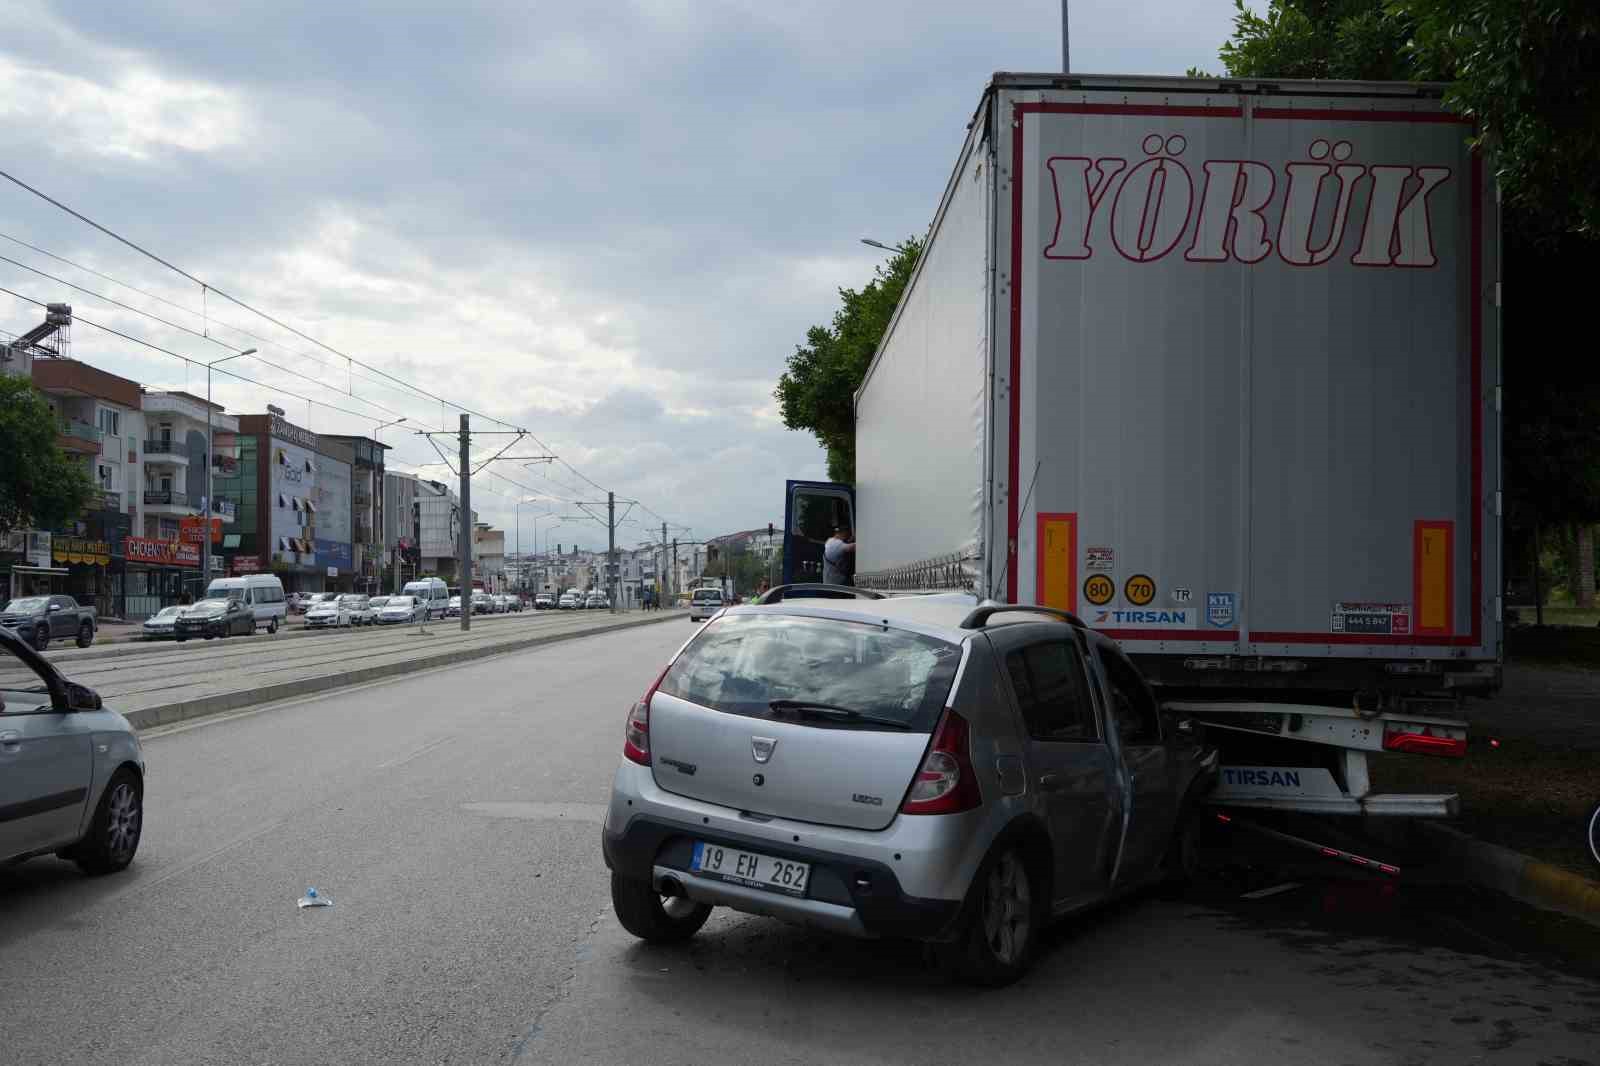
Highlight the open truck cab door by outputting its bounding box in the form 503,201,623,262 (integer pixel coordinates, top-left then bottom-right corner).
781,480,854,586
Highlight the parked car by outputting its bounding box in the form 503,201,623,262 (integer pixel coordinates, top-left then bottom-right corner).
585,591,610,610
687,587,723,622
338,594,376,626
368,596,390,612
376,595,425,625
0,625,144,875
535,593,555,610
602,594,1217,986
559,591,583,610
0,594,97,651
140,605,183,640
472,593,495,615
444,595,463,618
205,574,287,633
303,595,351,629
175,598,257,641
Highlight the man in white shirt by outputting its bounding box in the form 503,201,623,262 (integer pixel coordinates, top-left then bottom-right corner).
822,525,856,586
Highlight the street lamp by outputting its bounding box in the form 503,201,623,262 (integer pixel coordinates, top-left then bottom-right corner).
374,417,407,593
204,347,255,587
860,238,905,253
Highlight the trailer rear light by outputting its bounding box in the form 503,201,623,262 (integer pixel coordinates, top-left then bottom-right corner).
623,662,673,766
901,710,982,815
1382,728,1467,758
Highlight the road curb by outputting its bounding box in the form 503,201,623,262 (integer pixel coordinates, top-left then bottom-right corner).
1413,821,1600,926
125,612,684,732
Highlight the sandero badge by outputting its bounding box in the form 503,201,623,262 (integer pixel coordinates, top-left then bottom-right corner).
751,737,777,764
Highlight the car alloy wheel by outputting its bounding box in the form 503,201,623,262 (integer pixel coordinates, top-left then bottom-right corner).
106,780,141,860
981,850,1032,967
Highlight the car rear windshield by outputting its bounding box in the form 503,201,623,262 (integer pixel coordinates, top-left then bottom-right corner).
691,590,721,602
658,613,962,732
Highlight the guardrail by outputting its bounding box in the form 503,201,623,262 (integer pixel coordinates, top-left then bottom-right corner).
59,418,103,443
143,489,189,507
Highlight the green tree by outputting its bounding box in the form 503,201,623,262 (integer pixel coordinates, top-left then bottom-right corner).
0,374,93,534
775,238,923,483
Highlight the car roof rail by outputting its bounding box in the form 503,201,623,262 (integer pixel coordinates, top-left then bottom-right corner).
755,583,888,604
958,603,1086,630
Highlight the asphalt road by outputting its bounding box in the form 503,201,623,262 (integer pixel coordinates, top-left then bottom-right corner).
2,620,1598,1066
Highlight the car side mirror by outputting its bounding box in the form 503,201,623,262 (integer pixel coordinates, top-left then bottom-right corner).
1174,717,1195,736
47,603,62,613
65,682,102,711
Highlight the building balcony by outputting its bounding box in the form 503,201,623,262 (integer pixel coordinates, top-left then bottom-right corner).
142,439,191,465
143,489,191,515
57,418,102,453
92,489,122,512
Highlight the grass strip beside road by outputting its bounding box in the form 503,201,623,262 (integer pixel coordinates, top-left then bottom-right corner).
1370,659,1600,875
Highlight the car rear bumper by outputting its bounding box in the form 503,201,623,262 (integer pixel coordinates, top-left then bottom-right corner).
602,763,977,942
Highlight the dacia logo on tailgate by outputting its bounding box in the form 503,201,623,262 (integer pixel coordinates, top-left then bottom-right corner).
751,737,777,764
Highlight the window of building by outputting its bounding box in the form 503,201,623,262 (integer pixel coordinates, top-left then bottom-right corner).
97,407,120,438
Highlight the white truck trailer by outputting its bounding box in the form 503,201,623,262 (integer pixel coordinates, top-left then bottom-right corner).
783,73,1500,829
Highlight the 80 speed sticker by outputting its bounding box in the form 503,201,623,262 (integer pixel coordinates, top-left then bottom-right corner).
1083,573,1115,606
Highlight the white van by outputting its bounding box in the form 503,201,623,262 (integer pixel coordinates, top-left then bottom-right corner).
401,577,449,620
205,574,288,633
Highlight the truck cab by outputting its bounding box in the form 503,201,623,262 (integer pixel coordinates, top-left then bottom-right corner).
780,479,854,586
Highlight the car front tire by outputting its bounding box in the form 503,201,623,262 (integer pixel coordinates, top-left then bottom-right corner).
267,619,278,634
76,622,93,648
70,768,143,875
610,872,711,943
32,627,49,652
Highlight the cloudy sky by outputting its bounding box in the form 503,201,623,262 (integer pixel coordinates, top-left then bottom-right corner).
0,0,1235,552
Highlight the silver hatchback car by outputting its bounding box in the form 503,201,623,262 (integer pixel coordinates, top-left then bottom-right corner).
0,624,145,875
603,587,1216,984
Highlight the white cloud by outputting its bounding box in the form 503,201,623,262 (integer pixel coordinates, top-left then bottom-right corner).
0,0,1236,548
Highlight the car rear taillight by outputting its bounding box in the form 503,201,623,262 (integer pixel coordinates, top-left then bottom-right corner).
623,662,673,766
1382,726,1467,758
901,710,982,815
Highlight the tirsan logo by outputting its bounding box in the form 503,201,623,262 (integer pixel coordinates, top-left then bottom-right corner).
1044,133,1452,269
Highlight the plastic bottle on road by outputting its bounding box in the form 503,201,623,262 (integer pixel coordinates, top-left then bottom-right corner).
297,886,333,909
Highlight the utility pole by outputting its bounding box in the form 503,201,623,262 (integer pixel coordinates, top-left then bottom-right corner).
1061,0,1070,73
661,522,668,606
607,491,617,614
458,414,472,632
671,538,678,606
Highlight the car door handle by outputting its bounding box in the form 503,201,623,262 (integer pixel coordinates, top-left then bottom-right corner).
1037,773,1062,792
0,730,20,751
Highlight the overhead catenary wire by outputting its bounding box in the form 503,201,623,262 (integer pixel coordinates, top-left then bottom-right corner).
0,283,442,434
0,166,525,434
0,251,415,422
0,230,451,417
0,175,689,533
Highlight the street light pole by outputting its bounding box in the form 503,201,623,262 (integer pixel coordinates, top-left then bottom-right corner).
373,417,407,596
203,348,254,591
